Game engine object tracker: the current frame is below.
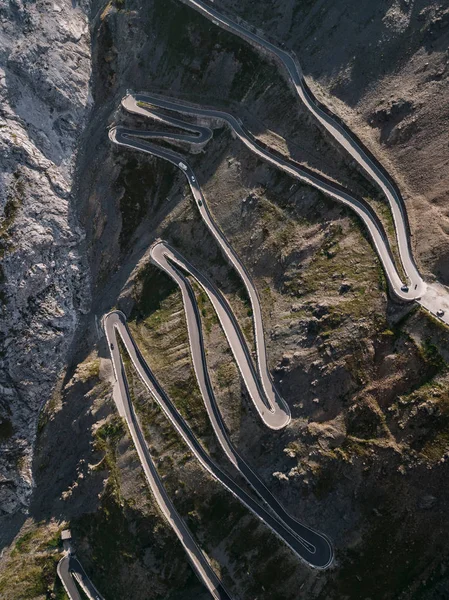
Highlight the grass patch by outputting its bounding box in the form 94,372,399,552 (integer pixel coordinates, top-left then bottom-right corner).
129,289,215,445
216,362,236,389
419,339,447,374
76,357,101,383
402,380,449,462
0,522,66,599
190,278,219,334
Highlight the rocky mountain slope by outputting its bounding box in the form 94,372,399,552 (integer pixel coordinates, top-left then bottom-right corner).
216,0,449,281
0,0,91,534
1,0,449,599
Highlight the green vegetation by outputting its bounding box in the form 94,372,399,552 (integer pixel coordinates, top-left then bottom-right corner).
0,197,20,240
216,362,236,389
400,380,449,462
76,357,101,383
130,288,215,446
346,397,391,441
94,416,125,493
118,331,193,461
190,279,218,333
299,222,372,299
0,522,67,599
419,339,447,375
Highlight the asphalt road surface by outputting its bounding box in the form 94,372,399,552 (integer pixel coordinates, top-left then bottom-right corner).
58,554,104,600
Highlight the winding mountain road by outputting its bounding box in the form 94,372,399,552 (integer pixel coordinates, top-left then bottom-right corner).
178,0,424,295
100,2,449,596
114,93,418,303
176,0,449,322
112,108,291,428
114,85,449,320
105,312,233,600
58,554,104,600
104,309,332,569
151,242,288,428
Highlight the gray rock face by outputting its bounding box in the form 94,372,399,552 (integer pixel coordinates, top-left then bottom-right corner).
0,0,91,518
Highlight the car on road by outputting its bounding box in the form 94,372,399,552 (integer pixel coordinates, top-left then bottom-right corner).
437,309,445,317
198,200,202,206
110,343,114,350
178,162,188,171
191,175,196,182
401,285,409,292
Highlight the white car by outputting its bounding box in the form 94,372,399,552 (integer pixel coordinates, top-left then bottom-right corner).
178,162,188,171
191,176,196,182
437,309,445,317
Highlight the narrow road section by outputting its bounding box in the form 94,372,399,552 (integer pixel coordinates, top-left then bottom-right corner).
58,554,104,600
105,313,233,600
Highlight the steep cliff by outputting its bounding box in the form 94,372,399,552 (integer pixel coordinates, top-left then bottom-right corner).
0,0,91,531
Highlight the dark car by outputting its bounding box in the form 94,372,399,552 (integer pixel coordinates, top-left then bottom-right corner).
110,343,114,350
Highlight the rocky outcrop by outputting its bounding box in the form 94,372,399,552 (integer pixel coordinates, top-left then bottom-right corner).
0,0,91,522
